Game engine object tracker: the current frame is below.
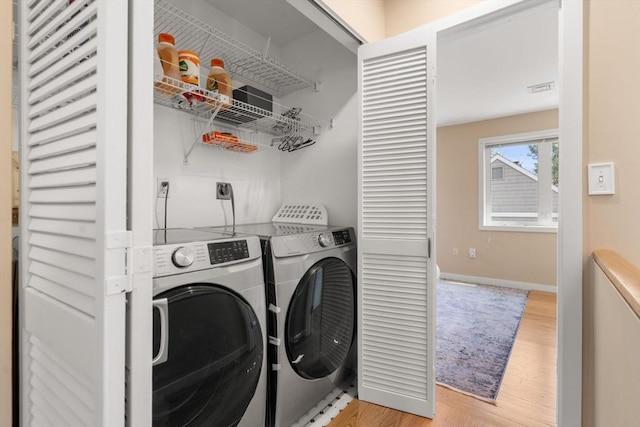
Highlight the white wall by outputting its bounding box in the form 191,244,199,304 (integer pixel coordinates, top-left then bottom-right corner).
280,29,358,228
153,105,282,228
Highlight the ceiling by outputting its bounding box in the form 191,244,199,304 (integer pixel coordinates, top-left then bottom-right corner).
437,4,559,126
203,0,317,47
204,0,559,127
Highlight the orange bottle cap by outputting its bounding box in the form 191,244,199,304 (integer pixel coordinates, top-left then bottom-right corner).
210,58,225,68
158,33,175,45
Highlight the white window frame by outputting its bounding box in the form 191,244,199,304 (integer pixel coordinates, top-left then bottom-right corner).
478,128,559,233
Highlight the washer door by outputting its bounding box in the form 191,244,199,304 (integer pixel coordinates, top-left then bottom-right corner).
152,284,263,427
285,257,355,380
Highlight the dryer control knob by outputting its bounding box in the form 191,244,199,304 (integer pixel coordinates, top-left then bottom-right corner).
317,233,330,248
172,246,195,268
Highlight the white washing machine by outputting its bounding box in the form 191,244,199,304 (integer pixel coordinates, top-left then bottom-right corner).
198,224,357,427
152,228,267,427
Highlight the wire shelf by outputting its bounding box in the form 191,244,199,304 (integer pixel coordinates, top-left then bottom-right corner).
154,0,316,97
199,130,263,154
154,74,313,136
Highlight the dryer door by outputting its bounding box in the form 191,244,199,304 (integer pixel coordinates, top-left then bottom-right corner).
152,284,263,427
286,257,355,379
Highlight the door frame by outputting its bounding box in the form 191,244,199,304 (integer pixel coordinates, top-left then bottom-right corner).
0,1,13,425
430,1,583,425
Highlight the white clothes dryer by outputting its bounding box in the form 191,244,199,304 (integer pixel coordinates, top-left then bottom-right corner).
198,224,357,427
152,228,267,427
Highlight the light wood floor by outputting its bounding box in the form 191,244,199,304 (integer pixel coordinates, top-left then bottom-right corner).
329,291,557,427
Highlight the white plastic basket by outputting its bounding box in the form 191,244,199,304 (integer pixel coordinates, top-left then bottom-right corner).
272,203,328,226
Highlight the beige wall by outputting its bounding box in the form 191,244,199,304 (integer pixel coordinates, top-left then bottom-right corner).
324,0,386,42
1,0,13,425
581,2,640,423
583,259,640,427
437,110,559,286
584,0,640,266
384,0,481,37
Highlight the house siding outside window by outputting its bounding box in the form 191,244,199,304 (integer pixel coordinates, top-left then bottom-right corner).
479,129,559,232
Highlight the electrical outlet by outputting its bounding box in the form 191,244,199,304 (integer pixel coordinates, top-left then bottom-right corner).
216,182,231,200
453,248,459,256
468,248,477,259
157,178,170,198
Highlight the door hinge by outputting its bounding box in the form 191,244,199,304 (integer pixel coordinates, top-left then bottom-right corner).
105,231,152,295
428,238,432,258
126,245,153,293
106,231,133,295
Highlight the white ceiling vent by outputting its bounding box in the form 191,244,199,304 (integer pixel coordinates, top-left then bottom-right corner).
527,81,555,94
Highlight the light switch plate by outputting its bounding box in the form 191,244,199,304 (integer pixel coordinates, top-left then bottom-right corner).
588,162,615,195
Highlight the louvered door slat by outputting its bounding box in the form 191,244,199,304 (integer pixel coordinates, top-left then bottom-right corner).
29,78,96,120
28,0,90,49
21,1,130,425
29,38,97,91
29,167,96,188
358,26,436,418
27,0,60,32
29,204,96,222
29,148,96,174
29,23,97,78
31,379,87,427
30,390,69,427
29,233,95,258
29,94,97,133
28,3,96,62
30,261,94,298
28,0,50,15
30,343,93,406
30,187,96,204
28,112,97,146
29,129,97,158
29,345,93,422
364,81,427,99
29,246,95,278
29,218,96,239
29,57,97,104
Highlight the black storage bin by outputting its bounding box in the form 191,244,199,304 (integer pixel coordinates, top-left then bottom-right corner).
216,85,273,124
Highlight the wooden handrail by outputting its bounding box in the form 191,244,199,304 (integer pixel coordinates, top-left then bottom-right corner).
593,249,640,318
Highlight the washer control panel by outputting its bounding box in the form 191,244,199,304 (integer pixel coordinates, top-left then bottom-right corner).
153,237,260,278
208,240,249,265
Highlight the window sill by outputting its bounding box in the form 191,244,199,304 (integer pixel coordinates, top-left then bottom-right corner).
479,224,558,233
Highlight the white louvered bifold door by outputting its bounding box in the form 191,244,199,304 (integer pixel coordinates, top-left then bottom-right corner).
357,26,436,418
20,1,131,426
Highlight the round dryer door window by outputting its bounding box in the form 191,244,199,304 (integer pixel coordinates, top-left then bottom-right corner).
152,284,263,427
285,257,355,379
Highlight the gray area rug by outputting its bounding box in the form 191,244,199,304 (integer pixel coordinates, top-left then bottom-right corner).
436,280,529,402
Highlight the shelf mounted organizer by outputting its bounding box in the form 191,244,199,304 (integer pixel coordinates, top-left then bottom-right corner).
155,0,316,97
153,0,325,160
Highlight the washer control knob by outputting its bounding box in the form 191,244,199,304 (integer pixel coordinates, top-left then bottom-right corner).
317,233,331,248
172,246,195,268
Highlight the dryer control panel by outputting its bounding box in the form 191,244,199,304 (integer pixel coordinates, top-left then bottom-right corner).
271,227,356,258
332,229,352,245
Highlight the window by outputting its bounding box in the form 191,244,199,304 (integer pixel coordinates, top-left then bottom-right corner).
491,166,504,180
479,129,559,232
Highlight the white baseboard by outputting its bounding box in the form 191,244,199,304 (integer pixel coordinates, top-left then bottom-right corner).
439,272,557,293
